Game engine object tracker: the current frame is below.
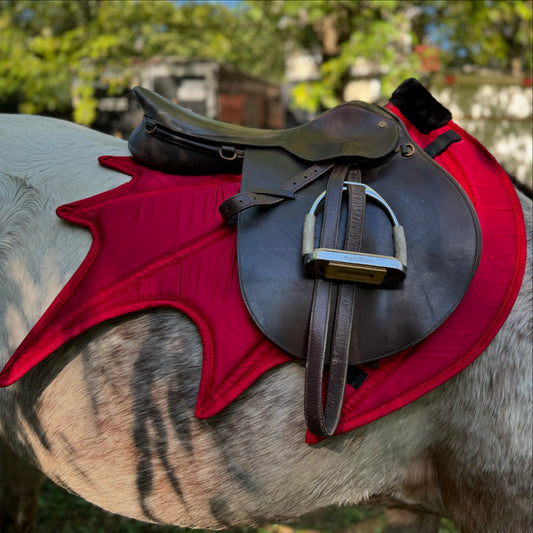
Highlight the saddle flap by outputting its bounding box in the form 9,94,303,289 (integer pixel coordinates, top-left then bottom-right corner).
130,87,401,165
237,135,482,364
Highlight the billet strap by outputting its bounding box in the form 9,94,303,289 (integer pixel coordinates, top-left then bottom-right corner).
424,130,461,158
219,162,334,223
305,166,365,437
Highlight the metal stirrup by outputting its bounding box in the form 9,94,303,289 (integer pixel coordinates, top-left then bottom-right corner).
302,182,407,284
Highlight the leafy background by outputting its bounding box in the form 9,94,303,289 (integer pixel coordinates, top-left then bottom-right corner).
1,0,531,123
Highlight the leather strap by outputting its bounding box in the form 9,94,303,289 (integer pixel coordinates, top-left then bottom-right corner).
219,162,334,223
325,180,365,423
304,166,366,437
424,130,461,158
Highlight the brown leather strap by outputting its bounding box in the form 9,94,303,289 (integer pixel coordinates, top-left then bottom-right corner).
219,162,334,223
305,167,366,437
324,182,365,428
304,166,347,436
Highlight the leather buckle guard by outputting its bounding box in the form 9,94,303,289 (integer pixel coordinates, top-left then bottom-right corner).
302,182,407,284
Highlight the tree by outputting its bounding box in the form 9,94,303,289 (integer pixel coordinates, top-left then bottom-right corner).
0,0,531,123
245,0,422,112
245,0,532,112
412,0,532,76
0,0,285,123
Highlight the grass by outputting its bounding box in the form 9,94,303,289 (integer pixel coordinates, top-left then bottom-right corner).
34,479,461,533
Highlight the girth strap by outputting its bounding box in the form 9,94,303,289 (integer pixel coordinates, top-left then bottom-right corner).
305,166,366,437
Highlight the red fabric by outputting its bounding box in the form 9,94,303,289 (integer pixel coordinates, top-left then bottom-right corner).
0,156,289,417
0,113,526,443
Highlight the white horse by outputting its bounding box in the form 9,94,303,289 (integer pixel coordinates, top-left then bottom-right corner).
0,115,531,533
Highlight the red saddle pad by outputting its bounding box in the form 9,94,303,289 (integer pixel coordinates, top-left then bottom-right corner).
0,113,526,443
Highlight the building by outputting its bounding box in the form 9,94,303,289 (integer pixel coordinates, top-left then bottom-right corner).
93,58,284,138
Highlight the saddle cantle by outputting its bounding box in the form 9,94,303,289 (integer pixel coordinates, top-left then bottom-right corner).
128,82,482,437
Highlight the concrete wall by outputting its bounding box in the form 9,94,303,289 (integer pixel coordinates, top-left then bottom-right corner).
429,74,532,188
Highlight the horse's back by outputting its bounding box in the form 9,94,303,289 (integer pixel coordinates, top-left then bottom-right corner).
0,115,129,362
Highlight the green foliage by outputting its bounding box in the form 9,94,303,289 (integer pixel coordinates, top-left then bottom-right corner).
0,0,531,122
249,0,532,111
439,517,462,533
418,0,533,74
248,0,421,111
0,0,285,123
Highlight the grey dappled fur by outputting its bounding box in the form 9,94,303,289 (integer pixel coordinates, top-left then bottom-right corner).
0,115,531,532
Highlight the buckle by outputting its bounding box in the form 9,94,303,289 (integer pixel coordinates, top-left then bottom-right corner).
302,183,407,285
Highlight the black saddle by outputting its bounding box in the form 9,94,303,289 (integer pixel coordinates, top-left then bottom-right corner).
128,80,482,437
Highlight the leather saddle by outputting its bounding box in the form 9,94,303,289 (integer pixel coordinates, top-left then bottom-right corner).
128,82,482,437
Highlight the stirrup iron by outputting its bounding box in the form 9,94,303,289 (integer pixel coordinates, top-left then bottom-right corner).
302,182,407,284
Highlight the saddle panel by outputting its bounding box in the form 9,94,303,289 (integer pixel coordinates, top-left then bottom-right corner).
237,118,481,363
129,87,400,171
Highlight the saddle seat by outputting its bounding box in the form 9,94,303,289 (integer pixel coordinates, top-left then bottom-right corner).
128,82,482,437
130,86,400,173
